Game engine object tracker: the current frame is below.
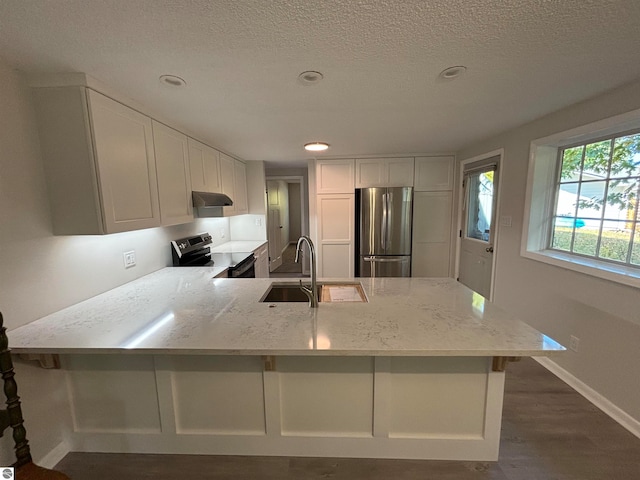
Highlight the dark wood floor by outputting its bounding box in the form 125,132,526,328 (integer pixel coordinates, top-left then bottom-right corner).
54,358,640,479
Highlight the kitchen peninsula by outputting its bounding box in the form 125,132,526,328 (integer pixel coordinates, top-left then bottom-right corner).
9,268,564,461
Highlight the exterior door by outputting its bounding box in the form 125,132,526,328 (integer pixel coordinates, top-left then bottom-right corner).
458,158,499,299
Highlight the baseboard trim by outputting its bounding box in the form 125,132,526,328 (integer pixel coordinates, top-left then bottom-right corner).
35,439,70,469
534,356,640,439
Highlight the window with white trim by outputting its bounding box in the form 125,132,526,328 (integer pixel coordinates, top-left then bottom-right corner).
551,131,640,266
522,110,640,288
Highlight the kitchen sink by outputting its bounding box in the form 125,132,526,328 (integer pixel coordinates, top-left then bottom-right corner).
260,283,323,303
260,282,367,303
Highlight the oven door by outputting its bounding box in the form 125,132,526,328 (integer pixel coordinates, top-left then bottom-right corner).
228,254,256,278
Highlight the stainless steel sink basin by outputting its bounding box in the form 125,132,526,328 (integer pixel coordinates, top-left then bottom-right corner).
260,283,323,303
260,282,368,303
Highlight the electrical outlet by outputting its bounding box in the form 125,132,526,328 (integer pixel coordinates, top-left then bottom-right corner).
569,335,580,352
123,250,136,269
255,218,262,226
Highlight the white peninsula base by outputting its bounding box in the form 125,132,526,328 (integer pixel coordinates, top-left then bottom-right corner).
64,354,506,461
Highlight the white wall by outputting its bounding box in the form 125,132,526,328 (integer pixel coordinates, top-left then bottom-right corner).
457,79,640,424
0,62,231,465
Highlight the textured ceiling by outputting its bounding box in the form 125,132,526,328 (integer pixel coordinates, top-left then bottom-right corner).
1,0,640,164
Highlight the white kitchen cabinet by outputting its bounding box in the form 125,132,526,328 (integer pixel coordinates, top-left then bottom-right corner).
234,160,249,215
412,192,453,277
355,158,414,188
152,121,193,226
33,87,161,234
254,243,269,278
219,153,248,216
316,194,355,278
414,156,454,191
188,137,222,194
315,159,355,194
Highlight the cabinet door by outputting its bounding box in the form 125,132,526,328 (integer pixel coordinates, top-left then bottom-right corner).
387,158,415,187
411,192,452,277
233,160,249,215
219,153,236,215
316,194,355,278
355,159,386,187
152,121,193,226
254,244,269,278
316,159,355,194
87,90,161,233
356,158,414,188
414,156,454,191
188,137,221,193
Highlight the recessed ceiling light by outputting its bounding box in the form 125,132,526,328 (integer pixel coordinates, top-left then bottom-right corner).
439,66,467,80
298,71,324,86
159,75,187,87
304,142,330,152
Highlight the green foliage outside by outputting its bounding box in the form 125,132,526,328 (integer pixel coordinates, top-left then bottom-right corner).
552,227,640,264
560,133,640,212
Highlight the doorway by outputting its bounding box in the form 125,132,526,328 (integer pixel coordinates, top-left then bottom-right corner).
456,152,502,300
266,176,307,278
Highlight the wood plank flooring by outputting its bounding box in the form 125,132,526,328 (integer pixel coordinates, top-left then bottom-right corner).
53,358,640,479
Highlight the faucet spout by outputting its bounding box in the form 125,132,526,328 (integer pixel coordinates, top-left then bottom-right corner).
295,235,318,308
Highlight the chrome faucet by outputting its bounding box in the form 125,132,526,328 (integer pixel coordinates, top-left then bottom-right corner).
294,235,318,308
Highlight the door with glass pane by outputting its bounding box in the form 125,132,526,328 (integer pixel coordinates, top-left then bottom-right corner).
458,158,499,299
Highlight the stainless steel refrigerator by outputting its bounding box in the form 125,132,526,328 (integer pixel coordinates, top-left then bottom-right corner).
356,187,413,277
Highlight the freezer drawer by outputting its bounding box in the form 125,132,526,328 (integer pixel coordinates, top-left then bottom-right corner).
359,255,411,277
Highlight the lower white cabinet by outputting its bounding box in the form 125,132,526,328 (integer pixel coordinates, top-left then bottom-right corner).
412,191,453,277
254,243,269,278
316,194,355,278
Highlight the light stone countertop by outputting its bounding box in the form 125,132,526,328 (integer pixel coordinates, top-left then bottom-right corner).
8,268,566,356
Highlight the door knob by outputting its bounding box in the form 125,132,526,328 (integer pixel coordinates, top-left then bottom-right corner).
486,246,494,253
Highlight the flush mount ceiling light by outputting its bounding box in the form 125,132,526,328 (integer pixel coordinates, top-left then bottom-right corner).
159,74,187,87
298,70,324,86
439,65,467,80
304,142,330,152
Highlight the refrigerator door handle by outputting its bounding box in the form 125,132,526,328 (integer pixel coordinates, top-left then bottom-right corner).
363,256,406,263
381,193,388,251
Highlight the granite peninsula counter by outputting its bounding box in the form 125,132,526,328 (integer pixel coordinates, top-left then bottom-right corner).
9,268,565,461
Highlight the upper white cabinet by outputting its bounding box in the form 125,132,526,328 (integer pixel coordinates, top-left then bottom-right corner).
414,156,454,191
355,158,414,188
220,152,248,216
188,137,222,194
33,87,161,234
316,159,355,194
152,121,193,226
234,160,249,215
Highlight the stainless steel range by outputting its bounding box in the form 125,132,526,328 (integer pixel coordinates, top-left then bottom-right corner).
171,232,256,278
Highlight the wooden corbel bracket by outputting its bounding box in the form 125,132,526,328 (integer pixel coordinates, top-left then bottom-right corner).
492,356,521,372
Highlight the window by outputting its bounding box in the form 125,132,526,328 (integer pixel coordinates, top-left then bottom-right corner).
550,132,640,266
522,109,640,288
465,167,496,242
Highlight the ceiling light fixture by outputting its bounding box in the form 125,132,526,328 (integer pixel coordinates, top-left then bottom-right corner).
159,74,187,87
439,66,467,80
298,71,324,86
304,142,330,152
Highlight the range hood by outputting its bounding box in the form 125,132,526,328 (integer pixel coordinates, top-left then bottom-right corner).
192,191,233,217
